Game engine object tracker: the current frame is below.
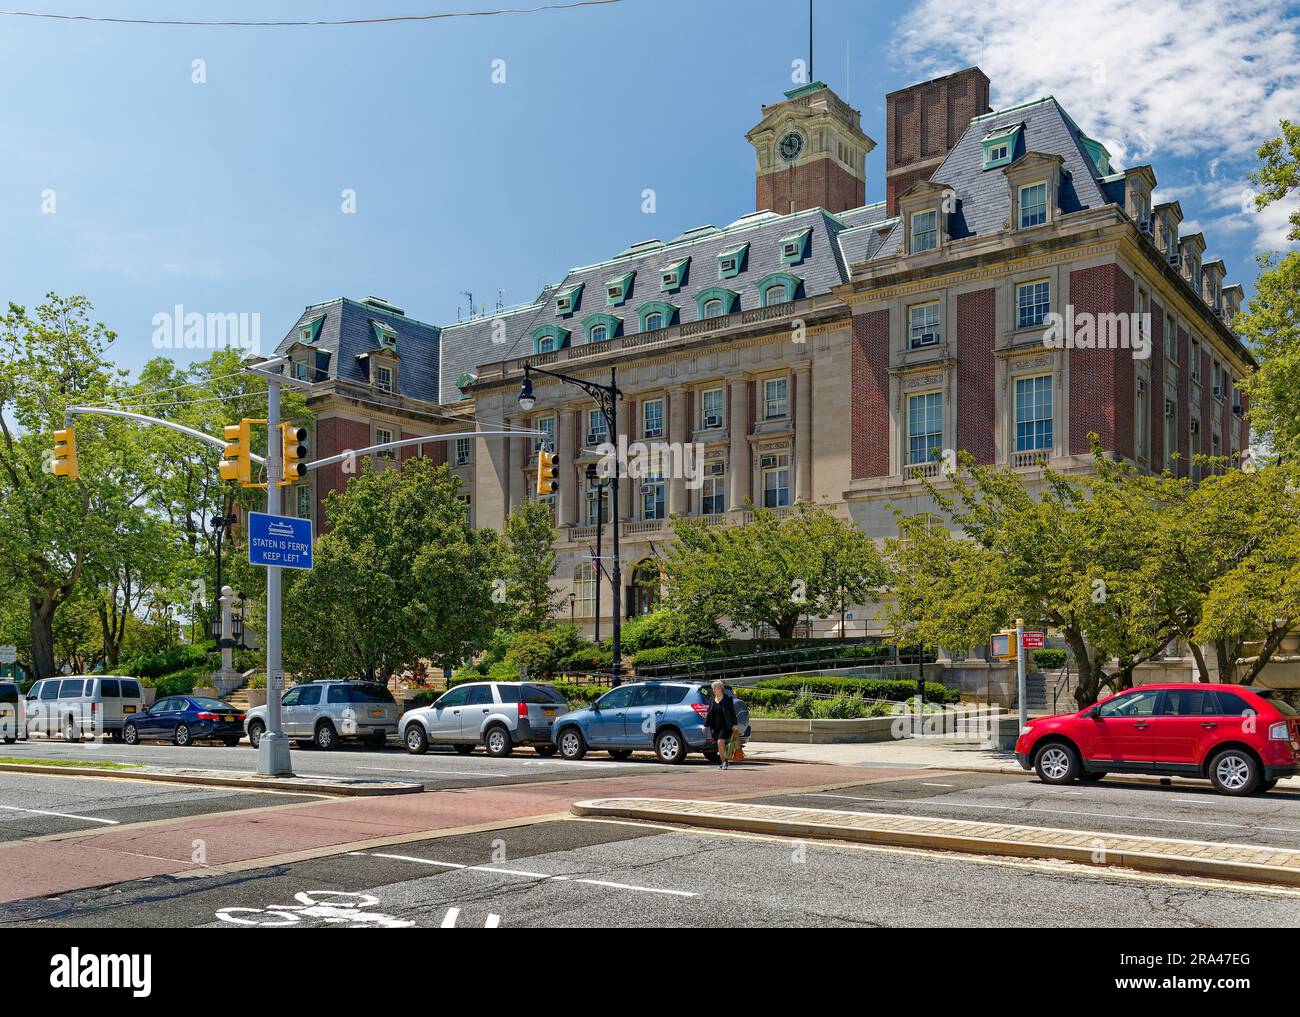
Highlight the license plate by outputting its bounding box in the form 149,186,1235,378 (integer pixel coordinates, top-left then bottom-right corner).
123,706,136,713
370,709,384,718
543,708,557,716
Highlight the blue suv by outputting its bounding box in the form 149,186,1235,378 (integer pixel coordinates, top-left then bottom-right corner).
552,681,750,764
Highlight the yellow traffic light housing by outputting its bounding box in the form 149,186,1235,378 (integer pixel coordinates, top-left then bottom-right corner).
51,426,78,480
992,629,1018,661
219,420,254,486
536,448,559,496
279,422,308,487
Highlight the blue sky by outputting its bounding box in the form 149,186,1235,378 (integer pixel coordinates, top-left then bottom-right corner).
1,0,1296,377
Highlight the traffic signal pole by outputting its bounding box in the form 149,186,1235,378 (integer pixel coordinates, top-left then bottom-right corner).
258,375,292,776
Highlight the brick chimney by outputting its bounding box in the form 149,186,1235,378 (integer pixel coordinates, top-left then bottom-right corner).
886,67,990,217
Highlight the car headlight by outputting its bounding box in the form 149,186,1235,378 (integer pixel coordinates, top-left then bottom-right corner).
1020,724,1034,735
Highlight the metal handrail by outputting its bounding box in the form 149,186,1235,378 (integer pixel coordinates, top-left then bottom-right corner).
1051,665,1072,713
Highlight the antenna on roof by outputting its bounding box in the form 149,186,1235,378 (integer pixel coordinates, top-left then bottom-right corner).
460,291,475,320
496,289,504,311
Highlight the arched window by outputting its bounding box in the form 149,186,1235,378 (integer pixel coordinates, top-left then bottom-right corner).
589,323,607,343
763,284,788,306
644,312,664,332
703,299,724,319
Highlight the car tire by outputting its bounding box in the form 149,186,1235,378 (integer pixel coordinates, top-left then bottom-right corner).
1257,778,1279,794
483,725,512,758
109,729,123,744
1078,771,1106,782
123,722,139,746
2,737,14,745
1208,747,1260,796
607,749,633,760
1033,741,1080,784
534,745,557,757
223,738,240,747
453,743,475,755
405,724,428,755
654,728,687,765
366,732,387,749
558,727,587,761
314,721,337,752
247,720,265,749
63,716,80,743
173,723,192,747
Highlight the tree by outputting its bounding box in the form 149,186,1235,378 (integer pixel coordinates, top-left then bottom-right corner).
283,457,501,681
501,500,560,632
663,502,888,639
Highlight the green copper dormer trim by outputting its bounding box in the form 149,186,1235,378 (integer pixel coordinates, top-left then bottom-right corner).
717,242,749,279
455,371,477,398
778,227,812,265
554,282,584,317
660,257,690,292
784,80,828,100
695,287,739,318
1079,135,1111,175
531,324,571,354
636,300,678,332
580,312,621,343
370,318,398,348
604,271,635,307
755,272,802,306
299,314,325,343
981,124,1022,170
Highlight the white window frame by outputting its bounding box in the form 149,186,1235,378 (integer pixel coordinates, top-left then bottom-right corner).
908,301,941,348
642,398,664,439
1016,280,1051,329
760,453,790,508
376,365,393,393
295,484,312,520
1013,375,1053,453
1018,182,1048,228
763,377,788,420
909,209,938,253
586,407,607,447
906,391,943,466
454,437,472,466
701,459,726,515
700,387,724,430
375,426,395,460
534,414,556,452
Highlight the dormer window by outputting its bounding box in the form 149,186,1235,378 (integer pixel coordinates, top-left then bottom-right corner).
531,324,570,354
660,258,689,292
299,315,324,344
370,319,398,349
605,271,634,307
909,210,937,253
981,124,1021,170
1018,183,1048,228
554,283,583,317
717,242,749,279
581,313,620,344
695,287,738,320
778,228,811,266
376,365,393,393
589,324,607,343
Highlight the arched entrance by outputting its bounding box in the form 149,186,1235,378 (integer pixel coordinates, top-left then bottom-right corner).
628,559,663,618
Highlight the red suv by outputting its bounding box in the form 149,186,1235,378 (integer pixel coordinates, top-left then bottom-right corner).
1014,683,1300,796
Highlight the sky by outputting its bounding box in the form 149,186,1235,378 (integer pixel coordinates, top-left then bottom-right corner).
1,0,1297,378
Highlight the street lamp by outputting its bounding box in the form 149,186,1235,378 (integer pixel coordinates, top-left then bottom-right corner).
518,364,624,685
585,461,609,644
210,512,238,640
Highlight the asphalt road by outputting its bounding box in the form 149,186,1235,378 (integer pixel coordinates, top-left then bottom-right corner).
1,735,691,789
0,771,315,842
758,771,1300,849
9,817,1299,928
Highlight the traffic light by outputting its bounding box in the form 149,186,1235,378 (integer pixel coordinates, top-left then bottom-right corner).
51,426,78,480
279,422,308,487
219,420,253,485
536,448,559,496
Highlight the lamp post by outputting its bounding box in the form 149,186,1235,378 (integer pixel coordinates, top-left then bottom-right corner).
520,364,624,685
210,512,237,640
585,461,608,644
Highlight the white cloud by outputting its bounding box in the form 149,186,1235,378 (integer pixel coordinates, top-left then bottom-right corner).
892,0,1300,163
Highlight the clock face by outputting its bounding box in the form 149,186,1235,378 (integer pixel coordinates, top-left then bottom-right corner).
778,131,804,161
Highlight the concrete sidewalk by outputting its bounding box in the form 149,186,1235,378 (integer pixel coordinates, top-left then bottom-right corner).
572,797,1300,887
745,739,1023,772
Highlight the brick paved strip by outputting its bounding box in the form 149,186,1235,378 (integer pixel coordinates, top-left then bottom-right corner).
0,762,420,796
571,797,1300,888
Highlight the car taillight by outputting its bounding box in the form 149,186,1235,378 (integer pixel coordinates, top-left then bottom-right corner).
518,701,528,719
196,712,220,721
91,702,99,714
690,704,709,718
1268,722,1289,741
236,714,246,722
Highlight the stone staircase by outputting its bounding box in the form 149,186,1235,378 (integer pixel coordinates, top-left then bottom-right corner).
1024,671,1048,712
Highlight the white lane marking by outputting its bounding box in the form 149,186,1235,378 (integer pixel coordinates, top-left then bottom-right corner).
919,782,955,787
355,851,696,897
788,793,1300,835
0,804,120,825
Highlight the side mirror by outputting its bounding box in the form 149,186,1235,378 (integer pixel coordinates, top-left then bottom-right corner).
1087,706,1101,720
590,700,601,711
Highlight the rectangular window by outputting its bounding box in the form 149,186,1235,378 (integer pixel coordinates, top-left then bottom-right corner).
292,361,309,381
454,437,472,466
1166,314,1178,363
586,408,607,447
1019,182,1048,228
641,474,665,520
908,301,941,347
1016,280,1051,329
1135,379,1148,461
1164,399,1177,470
574,565,595,618
702,460,725,515
534,415,556,452
910,210,937,253
761,453,790,508
295,484,311,520
375,427,395,460
906,392,943,465
1013,375,1053,452
584,475,607,525
642,398,664,438
763,377,788,419
376,366,393,393
700,388,724,429
1190,340,1201,381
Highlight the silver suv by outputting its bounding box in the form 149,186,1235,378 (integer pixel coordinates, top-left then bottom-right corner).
245,680,398,751
399,681,568,757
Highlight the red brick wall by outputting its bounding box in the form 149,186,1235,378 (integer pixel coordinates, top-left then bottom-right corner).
1067,264,1135,458
1200,347,1213,460
1176,328,1190,478
886,68,990,216
313,416,370,533
1239,392,1250,453
757,156,863,215
1221,377,1232,457
400,432,447,467
956,288,996,464
1150,302,1165,468
851,309,890,478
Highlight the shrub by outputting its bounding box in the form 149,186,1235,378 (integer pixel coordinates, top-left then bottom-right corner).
619,610,725,655
550,682,605,706
733,687,796,708
755,675,960,704
557,644,613,672
502,625,587,680
629,644,714,670
152,666,209,697
791,689,816,719
113,644,210,679
1032,649,1067,671
245,674,267,690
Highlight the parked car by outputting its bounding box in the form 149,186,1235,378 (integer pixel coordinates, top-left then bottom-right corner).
244,680,398,751
0,680,25,743
1015,683,1300,796
23,675,146,742
123,695,246,747
552,680,751,764
400,681,567,757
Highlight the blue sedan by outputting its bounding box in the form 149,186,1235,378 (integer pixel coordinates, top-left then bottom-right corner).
123,695,246,747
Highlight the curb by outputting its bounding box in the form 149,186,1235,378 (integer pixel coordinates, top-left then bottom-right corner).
572,797,1300,888
0,762,423,797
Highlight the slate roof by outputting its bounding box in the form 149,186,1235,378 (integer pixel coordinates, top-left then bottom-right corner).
437,301,543,404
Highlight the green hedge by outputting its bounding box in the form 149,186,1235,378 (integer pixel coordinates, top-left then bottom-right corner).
1032,649,1067,670
619,610,725,655
112,644,211,679
150,667,210,697
629,644,729,670
733,687,796,708
754,675,960,704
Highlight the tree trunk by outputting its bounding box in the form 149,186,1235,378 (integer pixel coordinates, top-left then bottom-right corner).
29,593,56,680
1214,638,1238,683
1188,641,1210,682
1066,628,1101,708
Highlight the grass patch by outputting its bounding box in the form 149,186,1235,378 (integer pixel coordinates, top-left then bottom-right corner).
0,757,140,771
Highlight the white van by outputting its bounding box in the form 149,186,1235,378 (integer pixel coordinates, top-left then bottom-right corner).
0,680,24,743
24,676,146,742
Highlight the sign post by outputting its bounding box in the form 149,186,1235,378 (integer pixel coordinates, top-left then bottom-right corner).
1016,617,1027,732
256,378,292,776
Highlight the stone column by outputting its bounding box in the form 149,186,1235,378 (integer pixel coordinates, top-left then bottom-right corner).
667,385,689,517
505,416,524,517
557,407,577,525
794,364,813,503
728,378,750,512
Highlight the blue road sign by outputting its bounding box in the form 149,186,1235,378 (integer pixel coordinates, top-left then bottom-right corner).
248,512,313,570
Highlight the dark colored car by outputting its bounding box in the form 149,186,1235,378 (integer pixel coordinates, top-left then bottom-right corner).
123,695,246,747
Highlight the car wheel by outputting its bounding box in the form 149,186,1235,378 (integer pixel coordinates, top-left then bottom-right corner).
314,721,337,751
534,745,557,757
1209,747,1259,796
1033,742,1079,784
558,727,587,761
483,725,512,758
63,716,80,743
2,737,14,745
654,728,687,765
173,723,192,747
109,729,123,744
453,743,475,755
1078,771,1107,782
1257,778,1279,794
366,732,387,749
607,749,633,760
404,724,428,755
123,722,139,746
223,738,240,747
247,720,265,749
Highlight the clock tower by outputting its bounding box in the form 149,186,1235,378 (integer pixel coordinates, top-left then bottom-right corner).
747,81,876,215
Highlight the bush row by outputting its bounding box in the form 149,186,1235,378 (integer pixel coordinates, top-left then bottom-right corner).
754,675,960,704
1032,648,1067,670
111,644,212,679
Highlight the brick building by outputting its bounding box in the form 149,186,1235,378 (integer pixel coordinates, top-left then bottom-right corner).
268,67,1253,637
